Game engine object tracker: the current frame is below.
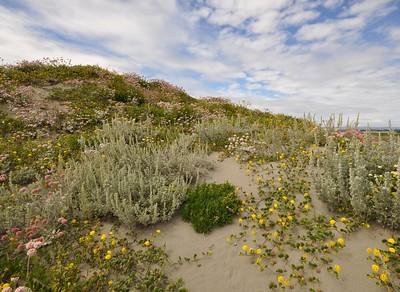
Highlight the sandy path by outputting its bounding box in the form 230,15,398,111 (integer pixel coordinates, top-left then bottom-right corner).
136,154,395,292
150,153,268,292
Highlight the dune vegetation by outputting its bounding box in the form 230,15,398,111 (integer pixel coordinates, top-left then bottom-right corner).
0,60,399,292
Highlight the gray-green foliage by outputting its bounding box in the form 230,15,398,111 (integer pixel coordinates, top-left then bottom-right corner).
226,120,316,162
313,131,400,228
59,118,213,226
0,179,60,230
194,116,255,149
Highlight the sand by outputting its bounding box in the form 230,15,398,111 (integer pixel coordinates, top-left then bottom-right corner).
129,153,396,291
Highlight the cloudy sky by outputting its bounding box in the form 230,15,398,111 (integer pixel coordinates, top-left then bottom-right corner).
1,0,399,126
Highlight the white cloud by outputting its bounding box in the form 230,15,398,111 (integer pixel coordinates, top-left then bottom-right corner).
389,27,400,41
283,9,320,25
296,17,365,41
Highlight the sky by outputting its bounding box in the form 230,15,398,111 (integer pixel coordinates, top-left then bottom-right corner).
0,0,399,126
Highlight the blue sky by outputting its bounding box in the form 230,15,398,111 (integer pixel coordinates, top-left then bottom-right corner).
0,0,399,126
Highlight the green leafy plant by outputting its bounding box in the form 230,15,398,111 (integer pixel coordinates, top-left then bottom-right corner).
181,182,240,233
110,75,145,104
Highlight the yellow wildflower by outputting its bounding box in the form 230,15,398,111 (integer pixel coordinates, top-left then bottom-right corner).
104,254,112,260
326,241,335,248
251,213,257,219
333,264,341,273
340,217,347,223
371,264,379,273
287,215,293,221
242,245,249,252
303,204,310,211
383,255,389,262
238,218,244,224
329,219,336,226
367,247,373,254
373,248,381,257
100,234,107,241
388,247,396,254
258,219,265,225
89,230,96,236
144,240,151,247
108,280,113,286
256,248,262,255
121,247,127,254
156,229,161,234
337,238,345,247
388,238,396,244
277,275,285,284
380,273,388,282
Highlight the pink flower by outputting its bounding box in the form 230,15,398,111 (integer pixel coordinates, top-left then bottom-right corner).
25,241,35,249
16,231,23,237
31,187,41,194
33,241,43,249
2,287,13,292
44,175,51,181
55,231,64,238
19,187,28,193
15,287,29,292
27,248,37,257
1,234,8,241
57,217,67,225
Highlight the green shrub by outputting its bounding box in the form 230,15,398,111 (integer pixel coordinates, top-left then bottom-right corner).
124,104,168,123
48,83,112,104
110,75,145,104
2,60,108,85
10,167,38,185
181,182,240,233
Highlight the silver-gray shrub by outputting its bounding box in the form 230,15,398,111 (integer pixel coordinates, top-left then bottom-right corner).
313,132,400,228
226,120,317,162
194,116,256,148
58,118,213,226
